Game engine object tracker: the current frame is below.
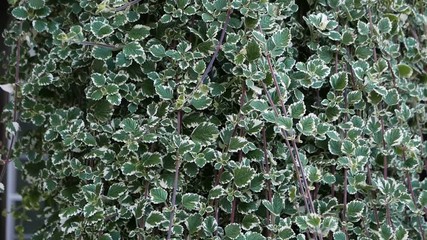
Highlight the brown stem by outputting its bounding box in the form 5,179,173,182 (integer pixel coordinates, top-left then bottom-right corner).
166,110,183,240
114,0,142,11
186,7,232,105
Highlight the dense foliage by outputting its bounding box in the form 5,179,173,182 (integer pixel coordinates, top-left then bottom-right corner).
1,0,427,239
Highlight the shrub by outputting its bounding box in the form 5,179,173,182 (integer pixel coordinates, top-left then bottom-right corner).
1,0,426,239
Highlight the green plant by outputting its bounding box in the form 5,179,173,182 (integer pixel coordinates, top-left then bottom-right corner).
1,0,426,239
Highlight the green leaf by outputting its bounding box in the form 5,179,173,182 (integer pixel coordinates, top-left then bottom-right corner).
141,152,162,167
271,28,291,48
378,17,392,34
228,137,248,152
191,122,219,146
278,227,295,239
246,40,261,62
203,216,217,235
289,101,306,119
250,99,269,112
120,118,138,133
149,44,166,58
242,215,260,230
384,128,402,147
194,60,206,74
106,93,122,106
28,0,45,10
329,72,348,91
234,166,255,188
155,84,174,100
11,6,28,20
245,232,266,240
333,231,346,240
306,214,321,228
146,211,166,229
384,89,400,106
328,139,342,155
276,116,293,131
107,183,127,199
121,162,137,176
186,213,202,234
419,191,427,207
123,42,145,58
297,113,317,136
90,21,114,39
92,46,112,60
59,206,81,219
395,225,408,240
182,193,200,210
357,21,369,35
346,200,364,221
262,193,284,216
225,223,241,239
397,64,413,78
379,224,393,240
91,73,106,87
150,188,168,204
128,24,150,40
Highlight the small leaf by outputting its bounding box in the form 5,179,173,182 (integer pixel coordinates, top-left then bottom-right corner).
141,152,162,167
329,72,348,91
150,188,168,204
28,0,45,10
289,101,306,119
92,46,112,60
225,223,241,239
91,73,106,87
90,21,114,39
149,44,166,58
250,99,269,112
246,40,261,62
182,193,200,210
123,42,145,58
262,193,284,216
146,211,166,229
346,200,364,221
107,183,127,199
234,166,255,188
186,213,202,234
384,128,402,147
191,122,219,146
378,17,392,34
397,64,413,78
271,28,292,48
228,137,248,152
12,6,28,20
384,89,400,106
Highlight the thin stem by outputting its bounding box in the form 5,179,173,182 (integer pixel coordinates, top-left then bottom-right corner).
261,82,321,240
166,110,183,240
186,7,232,105
114,0,142,11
